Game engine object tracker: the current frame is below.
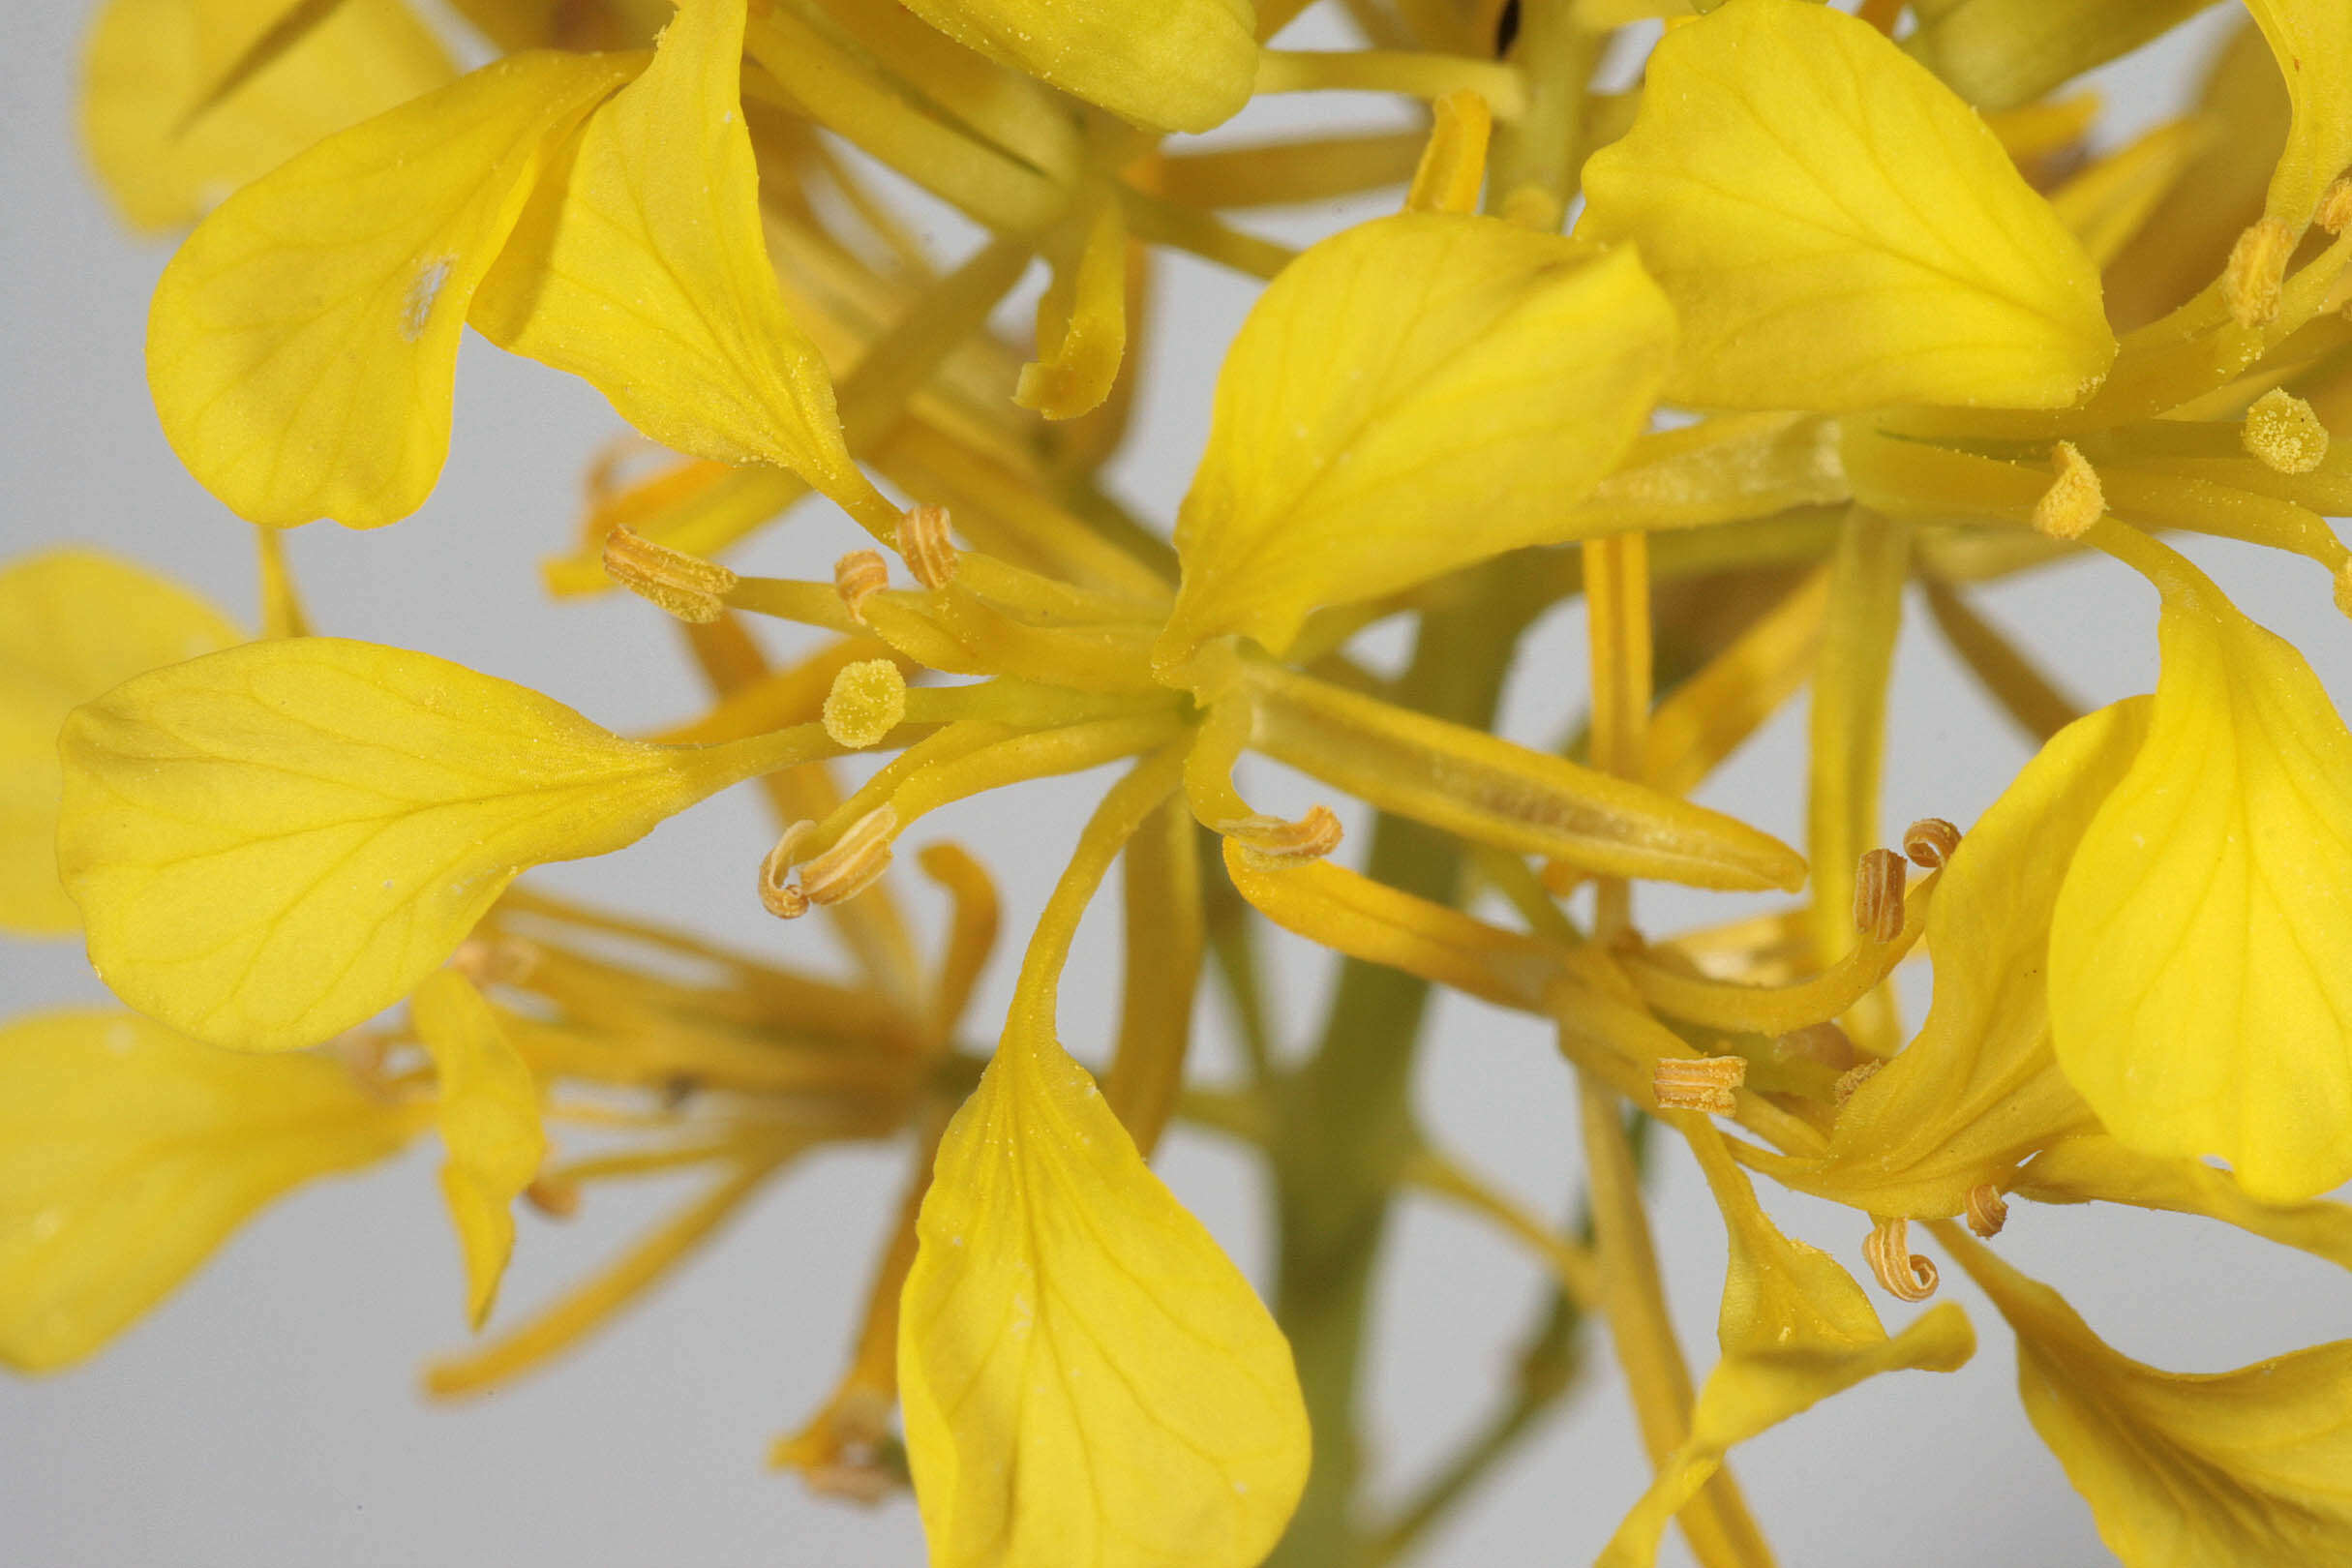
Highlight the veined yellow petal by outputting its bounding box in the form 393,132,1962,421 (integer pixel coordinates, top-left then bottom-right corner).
56,638,840,1053
899,1010,1310,1568
412,971,546,1329
79,0,455,232
1580,0,2115,411
1762,701,2144,1218
1946,1227,2352,1568
1597,1126,1974,1568
0,550,239,935
2242,0,2352,229
0,1009,418,1372
896,0,1258,134
2017,1135,2352,1275
2049,564,2352,1202
470,0,893,533
147,50,638,528
1156,217,1673,671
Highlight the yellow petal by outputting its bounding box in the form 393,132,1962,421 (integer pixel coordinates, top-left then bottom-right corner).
1157,218,1674,671
0,1009,417,1372
1764,700,2144,1217
470,0,891,532
1949,1229,2352,1568
1579,0,2115,412
79,0,455,232
2049,570,2352,1202
0,550,240,935
896,0,1258,134
56,637,838,1052
898,1011,1310,1568
412,970,546,1329
1598,1127,1974,1568
2017,1134,2352,1275
2242,0,2352,229
1903,0,2207,113
147,50,638,528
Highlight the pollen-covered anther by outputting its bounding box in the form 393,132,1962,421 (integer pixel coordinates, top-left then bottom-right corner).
525,1176,582,1220
2223,217,2295,330
897,503,959,590
2242,387,2331,475
823,659,909,749
600,524,738,622
1653,1053,1745,1115
834,549,890,625
1222,805,1343,866
1862,1217,1939,1302
1854,847,1908,943
758,821,822,920
1901,816,1962,869
2031,440,2104,541
1965,1183,2010,1239
1833,1060,1882,1104
2320,174,2352,236
799,806,900,908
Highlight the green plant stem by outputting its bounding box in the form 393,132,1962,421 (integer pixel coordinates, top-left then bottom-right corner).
1265,569,1526,1568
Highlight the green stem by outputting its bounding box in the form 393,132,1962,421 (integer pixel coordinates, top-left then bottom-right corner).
1265,569,1526,1568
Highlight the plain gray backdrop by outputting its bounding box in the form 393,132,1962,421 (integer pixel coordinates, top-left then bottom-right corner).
5,3,2347,1564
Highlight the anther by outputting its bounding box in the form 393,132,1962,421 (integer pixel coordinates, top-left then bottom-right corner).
1834,1060,1882,1105
1221,805,1344,867
2321,175,2352,236
822,659,908,749
897,503,959,590
449,934,539,988
1902,817,1962,870
1777,1021,1860,1072
1653,1054,1746,1115
834,549,890,624
601,525,738,622
2032,440,2104,541
799,806,900,907
1854,847,1908,943
1966,1183,2010,1239
2242,387,2330,475
759,821,821,920
2223,217,2294,330
525,1176,581,1220
1862,1218,1939,1302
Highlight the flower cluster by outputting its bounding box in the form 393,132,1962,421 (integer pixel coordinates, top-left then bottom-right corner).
10,0,2352,1563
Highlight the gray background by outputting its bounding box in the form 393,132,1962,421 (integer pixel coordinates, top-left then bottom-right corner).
4,3,2347,1564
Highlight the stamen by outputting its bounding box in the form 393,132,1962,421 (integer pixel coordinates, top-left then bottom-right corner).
834,549,890,624
2223,217,2294,330
800,807,900,907
2032,440,2104,541
1220,805,1344,867
2320,174,2352,236
1834,1060,1882,1104
1777,1020,1859,1072
602,525,738,622
1901,816,1962,870
1965,1183,2010,1238
1862,1217,1939,1302
525,1176,582,1220
822,659,909,749
2242,387,2331,475
897,503,959,590
2336,560,2352,621
1652,1054,1745,1115
759,821,821,920
1853,847,1907,943
448,934,540,987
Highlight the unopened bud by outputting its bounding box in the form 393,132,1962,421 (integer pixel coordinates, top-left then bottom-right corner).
1854,847,1908,943
1966,1183,2010,1238
602,525,737,621
823,660,908,749
834,549,890,624
2243,387,2330,475
1653,1054,1746,1115
1902,817,1962,870
2223,217,2294,330
1862,1217,1939,1302
2032,440,2103,541
898,503,958,590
